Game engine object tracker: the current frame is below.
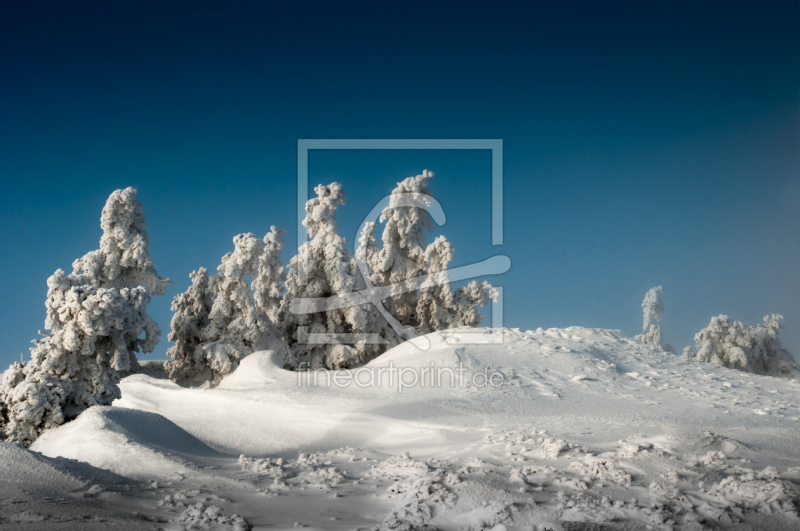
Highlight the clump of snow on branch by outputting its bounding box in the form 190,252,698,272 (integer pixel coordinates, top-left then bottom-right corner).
634,286,674,353
693,314,799,377
168,234,289,385
279,183,399,370
1,187,171,445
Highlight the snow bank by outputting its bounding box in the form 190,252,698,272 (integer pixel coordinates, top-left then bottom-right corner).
31,406,223,480
216,350,285,390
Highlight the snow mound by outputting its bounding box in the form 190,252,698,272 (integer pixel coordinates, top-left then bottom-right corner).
31,406,223,480
216,350,286,389
0,442,129,497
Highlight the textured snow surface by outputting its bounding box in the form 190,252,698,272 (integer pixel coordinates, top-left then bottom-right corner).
5,327,800,530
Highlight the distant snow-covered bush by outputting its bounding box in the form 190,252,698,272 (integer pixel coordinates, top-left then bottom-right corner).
693,314,799,377
1,188,170,445
634,286,674,353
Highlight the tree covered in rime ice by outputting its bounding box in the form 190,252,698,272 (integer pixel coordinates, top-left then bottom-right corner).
634,286,675,353
358,170,497,336
278,183,399,370
693,314,799,377
166,234,289,385
252,226,286,323
163,268,213,383
0,187,171,446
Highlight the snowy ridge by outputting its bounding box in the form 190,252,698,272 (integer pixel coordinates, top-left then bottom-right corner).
13,327,800,529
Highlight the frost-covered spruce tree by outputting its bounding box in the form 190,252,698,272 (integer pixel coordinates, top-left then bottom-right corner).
171,234,288,385
415,236,497,334
252,226,287,323
163,268,214,383
693,314,799,377
634,286,675,353
279,183,398,369
360,170,435,326
0,187,170,445
359,170,496,336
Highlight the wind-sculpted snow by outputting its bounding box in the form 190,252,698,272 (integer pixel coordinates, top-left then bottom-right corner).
0,187,170,446
7,327,800,529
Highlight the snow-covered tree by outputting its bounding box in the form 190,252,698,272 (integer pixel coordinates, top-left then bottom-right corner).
693,314,799,377
634,286,675,353
415,236,498,334
358,170,496,337
682,346,696,360
1,187,170,445
361,171,435,327
163,268,214,384
172,234,288,385
252,226,287,323
279,183,399,369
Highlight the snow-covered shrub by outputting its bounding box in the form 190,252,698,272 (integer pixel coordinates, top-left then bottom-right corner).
358,170,496,336
164,268,214,383
682,346,696,360
167,234,289,385
279,183,399,369
634,286,675,353
1,187,171,445
693,314,799,377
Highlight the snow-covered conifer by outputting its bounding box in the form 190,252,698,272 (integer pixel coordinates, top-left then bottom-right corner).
359,170,496,337
415,236,457,334
682,346,696,360
253,226,287,323
1,188,170,445
164,268,214,383
364,171,435,326
279,183,399,369
634,286,675,353
693,314,799,377
177,234,288,384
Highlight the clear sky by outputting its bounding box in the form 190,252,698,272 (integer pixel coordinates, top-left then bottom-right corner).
1,1,799,370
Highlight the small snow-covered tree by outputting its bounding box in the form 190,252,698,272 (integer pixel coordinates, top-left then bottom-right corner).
682,346,696,360
163,268,214,383
634,286,675,353
252,226,287,323
693,314,799,377
279,183,399,369
176,233,288,384
415,236,497,334
1,187,170,445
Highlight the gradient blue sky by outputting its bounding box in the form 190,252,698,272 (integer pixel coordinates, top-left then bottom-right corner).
1,1,799,369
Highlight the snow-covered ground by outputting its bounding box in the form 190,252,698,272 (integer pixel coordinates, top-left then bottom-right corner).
4,327,800,530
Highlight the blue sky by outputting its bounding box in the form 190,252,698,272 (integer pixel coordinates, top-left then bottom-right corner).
1,1,799,369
